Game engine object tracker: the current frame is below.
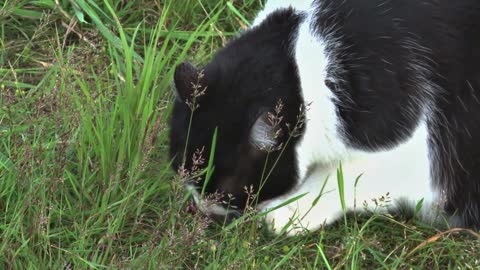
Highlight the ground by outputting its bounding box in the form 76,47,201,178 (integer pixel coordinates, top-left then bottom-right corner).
1,0,479,269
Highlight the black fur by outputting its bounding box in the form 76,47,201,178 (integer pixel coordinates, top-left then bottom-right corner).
169,1,480,229
310,0,480,228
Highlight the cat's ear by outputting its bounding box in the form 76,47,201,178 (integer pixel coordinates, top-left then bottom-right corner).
173,62,199,102
249,113,279,151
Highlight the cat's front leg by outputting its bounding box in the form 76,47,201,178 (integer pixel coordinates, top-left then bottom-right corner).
259,167,343,236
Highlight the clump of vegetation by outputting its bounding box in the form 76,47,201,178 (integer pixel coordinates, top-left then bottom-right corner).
1,0,479,268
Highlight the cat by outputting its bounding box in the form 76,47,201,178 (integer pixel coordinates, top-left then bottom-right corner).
169,0,480,235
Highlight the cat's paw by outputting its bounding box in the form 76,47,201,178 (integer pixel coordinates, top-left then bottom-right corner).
263,204,308,236
261,200,327,236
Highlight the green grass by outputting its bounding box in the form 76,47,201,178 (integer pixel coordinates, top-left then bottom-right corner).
1,0,480,268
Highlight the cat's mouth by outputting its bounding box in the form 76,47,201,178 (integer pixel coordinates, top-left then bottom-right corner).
186,185,242,223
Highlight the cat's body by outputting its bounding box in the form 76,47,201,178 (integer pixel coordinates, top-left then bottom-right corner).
169,0,480,235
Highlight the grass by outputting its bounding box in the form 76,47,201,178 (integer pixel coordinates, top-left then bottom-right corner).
1,0,479,268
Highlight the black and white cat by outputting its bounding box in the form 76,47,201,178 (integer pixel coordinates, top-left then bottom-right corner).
169,0,480,235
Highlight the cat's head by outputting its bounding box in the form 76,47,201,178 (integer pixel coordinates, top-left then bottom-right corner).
168,9,305,221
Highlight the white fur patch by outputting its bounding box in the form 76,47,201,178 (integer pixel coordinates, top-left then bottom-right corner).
293,10,350,182
261,122,438,235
